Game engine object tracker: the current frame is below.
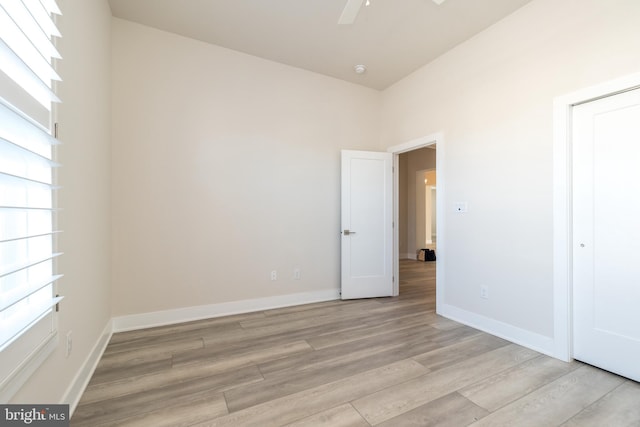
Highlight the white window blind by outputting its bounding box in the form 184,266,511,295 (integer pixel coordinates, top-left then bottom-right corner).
0,0,62,397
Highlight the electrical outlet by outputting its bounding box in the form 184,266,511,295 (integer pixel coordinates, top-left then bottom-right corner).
480,285,489,299
66,330,73,358
270,270,277,281
294,268,301,280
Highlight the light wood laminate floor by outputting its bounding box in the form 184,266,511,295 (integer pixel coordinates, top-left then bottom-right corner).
72,260,640,426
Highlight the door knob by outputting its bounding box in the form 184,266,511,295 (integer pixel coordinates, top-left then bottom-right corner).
343,230,356,235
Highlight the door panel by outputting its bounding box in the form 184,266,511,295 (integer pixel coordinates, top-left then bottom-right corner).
573,88,640,381
341,150,393,299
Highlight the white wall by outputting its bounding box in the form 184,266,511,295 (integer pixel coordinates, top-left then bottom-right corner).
110,19,381,318
381,0,640,347
11,0,112,404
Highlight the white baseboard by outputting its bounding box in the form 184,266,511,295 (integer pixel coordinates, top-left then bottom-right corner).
63,319,113,416
438,303,556,358
112,289,341,333
402,253,417,260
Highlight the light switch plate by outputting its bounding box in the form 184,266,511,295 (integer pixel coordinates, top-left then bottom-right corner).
454,202,468,213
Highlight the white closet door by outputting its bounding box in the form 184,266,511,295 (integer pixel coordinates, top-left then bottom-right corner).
573,88,640,381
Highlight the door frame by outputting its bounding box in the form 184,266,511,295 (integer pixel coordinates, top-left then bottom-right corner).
553,72,640,362
388,132,444,314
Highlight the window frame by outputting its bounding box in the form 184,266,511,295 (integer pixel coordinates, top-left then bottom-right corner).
0,0,63,401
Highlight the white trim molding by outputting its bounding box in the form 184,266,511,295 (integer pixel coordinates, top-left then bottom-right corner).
387,133,443,155
553,72,640,362
112,289,340,333
63,319,113,416
440,303,556,357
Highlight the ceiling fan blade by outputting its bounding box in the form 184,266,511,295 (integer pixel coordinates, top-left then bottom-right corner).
338,0,365,25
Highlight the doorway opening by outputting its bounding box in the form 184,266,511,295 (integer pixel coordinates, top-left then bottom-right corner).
388,133,444,313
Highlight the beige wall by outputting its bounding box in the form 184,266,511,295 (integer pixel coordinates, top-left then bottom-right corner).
398,148,436,257
381,0,640,337
11,0,113,403
110,19,381,316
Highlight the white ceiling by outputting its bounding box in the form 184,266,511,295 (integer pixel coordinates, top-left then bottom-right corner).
108,0,534,90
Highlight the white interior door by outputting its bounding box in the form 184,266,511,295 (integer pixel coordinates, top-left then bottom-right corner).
572,88,640,381
341,150,393,299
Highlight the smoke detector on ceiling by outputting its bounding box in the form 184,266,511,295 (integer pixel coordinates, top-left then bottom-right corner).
354,64,367,74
